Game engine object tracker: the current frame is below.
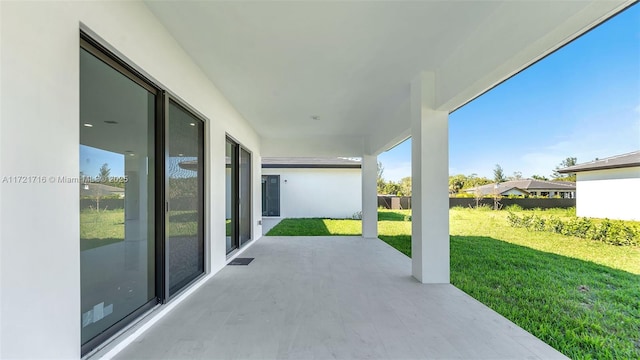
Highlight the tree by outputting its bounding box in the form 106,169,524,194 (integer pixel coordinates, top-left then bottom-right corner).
381,181,400,196
493,164,506,183
398,176,412,196
376,161,386,194
552,157,577,178
531,174,549,181
508,171,523,180
448,174,467,194
98,163,111,181
466,173,492,189
552,157,577,182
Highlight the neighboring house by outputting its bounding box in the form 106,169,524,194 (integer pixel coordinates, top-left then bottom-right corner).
465,179,576,198
261,157,362,219
558,150,640,220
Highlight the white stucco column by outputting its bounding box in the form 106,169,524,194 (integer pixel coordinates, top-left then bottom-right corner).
411,72,450,284
361,154,378,239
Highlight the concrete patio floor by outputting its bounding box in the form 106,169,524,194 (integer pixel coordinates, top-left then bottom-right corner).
115,236,567,360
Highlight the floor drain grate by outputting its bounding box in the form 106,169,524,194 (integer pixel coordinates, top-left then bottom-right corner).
228,257,254,266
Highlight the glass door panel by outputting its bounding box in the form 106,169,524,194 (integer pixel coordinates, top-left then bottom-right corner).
239,148,252,246
225,139,238,254
80,46,156,348
167,101,204,296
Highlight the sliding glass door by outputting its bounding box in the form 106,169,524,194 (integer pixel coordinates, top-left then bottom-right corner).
225,139,238,254
80,35,207,355
166,101,205,297
239,148,252,246
226,137,251,253
80,40,158,353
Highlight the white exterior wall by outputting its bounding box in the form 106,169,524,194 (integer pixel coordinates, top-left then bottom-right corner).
262,168,362,219
0,2,261,358
575,167,640,221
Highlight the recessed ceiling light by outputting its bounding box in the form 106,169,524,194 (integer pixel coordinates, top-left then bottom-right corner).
128,153,135,156
189,123,196,126
310,115,320,121
178,153,184,157
83,123,93,127
104,120,118,124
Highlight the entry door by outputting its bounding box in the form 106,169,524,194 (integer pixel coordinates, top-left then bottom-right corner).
262,175,280,216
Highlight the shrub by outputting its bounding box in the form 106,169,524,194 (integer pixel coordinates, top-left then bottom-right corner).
506,213,639,246
546,216,565,234
532,216,546,232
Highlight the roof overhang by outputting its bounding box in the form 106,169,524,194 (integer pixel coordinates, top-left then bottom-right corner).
144,1,634,157
558,151,640,173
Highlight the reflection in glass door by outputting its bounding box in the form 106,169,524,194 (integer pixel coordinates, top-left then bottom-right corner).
167,101,204,296
80,42,157,353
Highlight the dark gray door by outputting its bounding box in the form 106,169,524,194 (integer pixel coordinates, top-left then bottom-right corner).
262,175,280,216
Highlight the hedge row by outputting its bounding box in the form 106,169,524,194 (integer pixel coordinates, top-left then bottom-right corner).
506,213,639,246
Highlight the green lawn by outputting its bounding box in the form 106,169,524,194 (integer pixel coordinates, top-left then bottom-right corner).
80,209,125,250
81,209,199,250
267,208,640,359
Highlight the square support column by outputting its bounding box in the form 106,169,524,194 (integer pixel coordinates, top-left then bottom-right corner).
411,73,450,284
361,154,378,239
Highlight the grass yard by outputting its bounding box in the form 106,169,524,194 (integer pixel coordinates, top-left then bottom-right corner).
265,218,361,236
80,209,125,251
267,208,640,359
81,208,199,251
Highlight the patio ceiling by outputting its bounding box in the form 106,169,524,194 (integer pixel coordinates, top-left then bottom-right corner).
144,1,632,156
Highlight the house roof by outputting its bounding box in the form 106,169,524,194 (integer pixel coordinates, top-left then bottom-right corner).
262,157,361,169
557,150,640,173
467,179,575,196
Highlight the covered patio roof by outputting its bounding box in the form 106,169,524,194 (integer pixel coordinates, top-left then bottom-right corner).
112,236,567,359
145,0,632,156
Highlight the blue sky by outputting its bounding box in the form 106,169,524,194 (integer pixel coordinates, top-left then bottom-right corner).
80,145,125,177
379,4,640,182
